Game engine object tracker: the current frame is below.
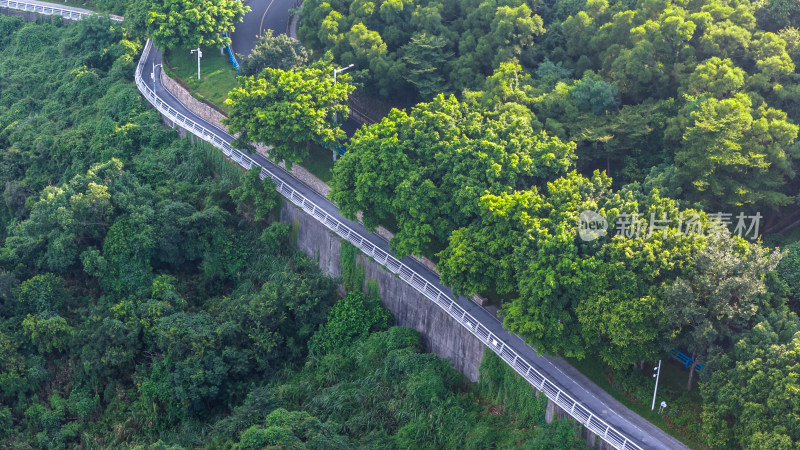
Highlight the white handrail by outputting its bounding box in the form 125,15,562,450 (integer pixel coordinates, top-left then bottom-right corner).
135,39,644,450
0,0,122,21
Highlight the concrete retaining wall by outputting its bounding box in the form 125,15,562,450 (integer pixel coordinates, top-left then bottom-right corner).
280,199,487,381
160,69,228,131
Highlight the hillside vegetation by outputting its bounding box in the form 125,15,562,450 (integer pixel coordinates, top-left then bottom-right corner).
0,14,581,448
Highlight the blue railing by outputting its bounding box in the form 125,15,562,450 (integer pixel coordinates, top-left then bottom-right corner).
670,349,704,372
223,31,240,74
321,142,347,156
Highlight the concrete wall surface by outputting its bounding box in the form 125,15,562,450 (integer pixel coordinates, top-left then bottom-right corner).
280,199,487,382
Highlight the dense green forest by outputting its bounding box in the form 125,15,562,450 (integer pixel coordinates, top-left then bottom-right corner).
302,0,800,210
293,0,800,447
3,0,800,447
0,14,581,448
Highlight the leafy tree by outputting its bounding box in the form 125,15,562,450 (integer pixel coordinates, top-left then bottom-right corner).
330,94,575,257
308,288,392,356
577,195,704,369
674,93,799,211
681,57,745,98
463,61,537,118
151,200,202,268
208,387,278,446
77,312,143,392
233,408,352,449
16,274,68,315
239,31,309,77
777,241,800,306
298,0,547,98
124,0,156,40
701,312,800,448
571,100,676,184
756,0,800,32
664,234,785,391
229,167,279,223
437,190,534,298
21,312,72,354
147,0,249,51
99,214,157,298
570,72,619,114
63,17,123,72
400,32,453,99
499,171,613,359
224,57,355,166
1,159,124,274
476,4,545,69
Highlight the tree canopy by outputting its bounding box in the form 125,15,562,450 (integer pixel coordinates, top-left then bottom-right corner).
224,56,355,166
330,94,575,257
239,30,310,77
147,0,249,50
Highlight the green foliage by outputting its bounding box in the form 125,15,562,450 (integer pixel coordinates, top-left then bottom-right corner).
330,94,575,258
147,0,250,51
701,312,800,448
478,351,584,448
664,234,786,390
2,159,123,274
229,166,279,223
570,73,619,114
4,5,800,449
299,0,546,99
270,326,579,448
0,18,346,446
224,56,355,166
101,214,157,298
339,241,364,292
233,408,352,449
478,351,546,425
260,222,293,256
303,3,800,445
239,31,309,77
16,274,68,315
21,312,72,354
777,241,800,306
400,32,454,99
309,289,392,356
674,93,799,211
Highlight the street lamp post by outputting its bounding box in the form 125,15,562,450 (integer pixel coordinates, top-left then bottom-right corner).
333,63,353,85
651,359,662,411
331,64,354,161
151,62,163,92
190,47,203,80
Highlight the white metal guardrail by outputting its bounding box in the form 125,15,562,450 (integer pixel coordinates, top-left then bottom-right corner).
133,38,642,450
0,0,122,21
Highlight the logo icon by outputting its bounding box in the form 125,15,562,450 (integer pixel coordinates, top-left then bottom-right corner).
579,210,608,241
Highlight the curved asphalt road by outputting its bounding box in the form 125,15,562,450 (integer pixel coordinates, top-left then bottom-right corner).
2,1,688,449
229,0,296,58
